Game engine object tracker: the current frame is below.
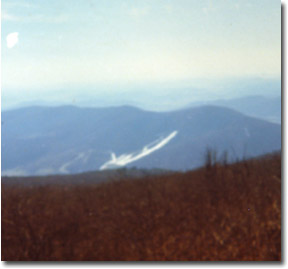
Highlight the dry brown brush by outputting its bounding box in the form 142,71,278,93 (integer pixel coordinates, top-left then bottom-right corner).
1,153,281,261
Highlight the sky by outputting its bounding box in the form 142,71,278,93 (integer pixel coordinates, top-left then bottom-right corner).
1,0,281,106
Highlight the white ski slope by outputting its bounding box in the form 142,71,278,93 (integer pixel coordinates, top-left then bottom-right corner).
100,131,178,170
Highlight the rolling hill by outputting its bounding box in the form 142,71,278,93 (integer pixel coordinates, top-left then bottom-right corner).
1,105,281,176
188,95,281,124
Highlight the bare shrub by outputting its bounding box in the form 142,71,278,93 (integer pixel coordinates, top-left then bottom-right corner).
2,153,281,261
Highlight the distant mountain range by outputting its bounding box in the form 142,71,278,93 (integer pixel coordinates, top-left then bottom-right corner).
2,78,281,112
1,102,281,176
188,95,281,124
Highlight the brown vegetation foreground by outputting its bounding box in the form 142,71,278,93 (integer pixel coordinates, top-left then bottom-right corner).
2,153,281,261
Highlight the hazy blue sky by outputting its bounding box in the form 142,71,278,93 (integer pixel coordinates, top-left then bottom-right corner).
1,0,281,101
